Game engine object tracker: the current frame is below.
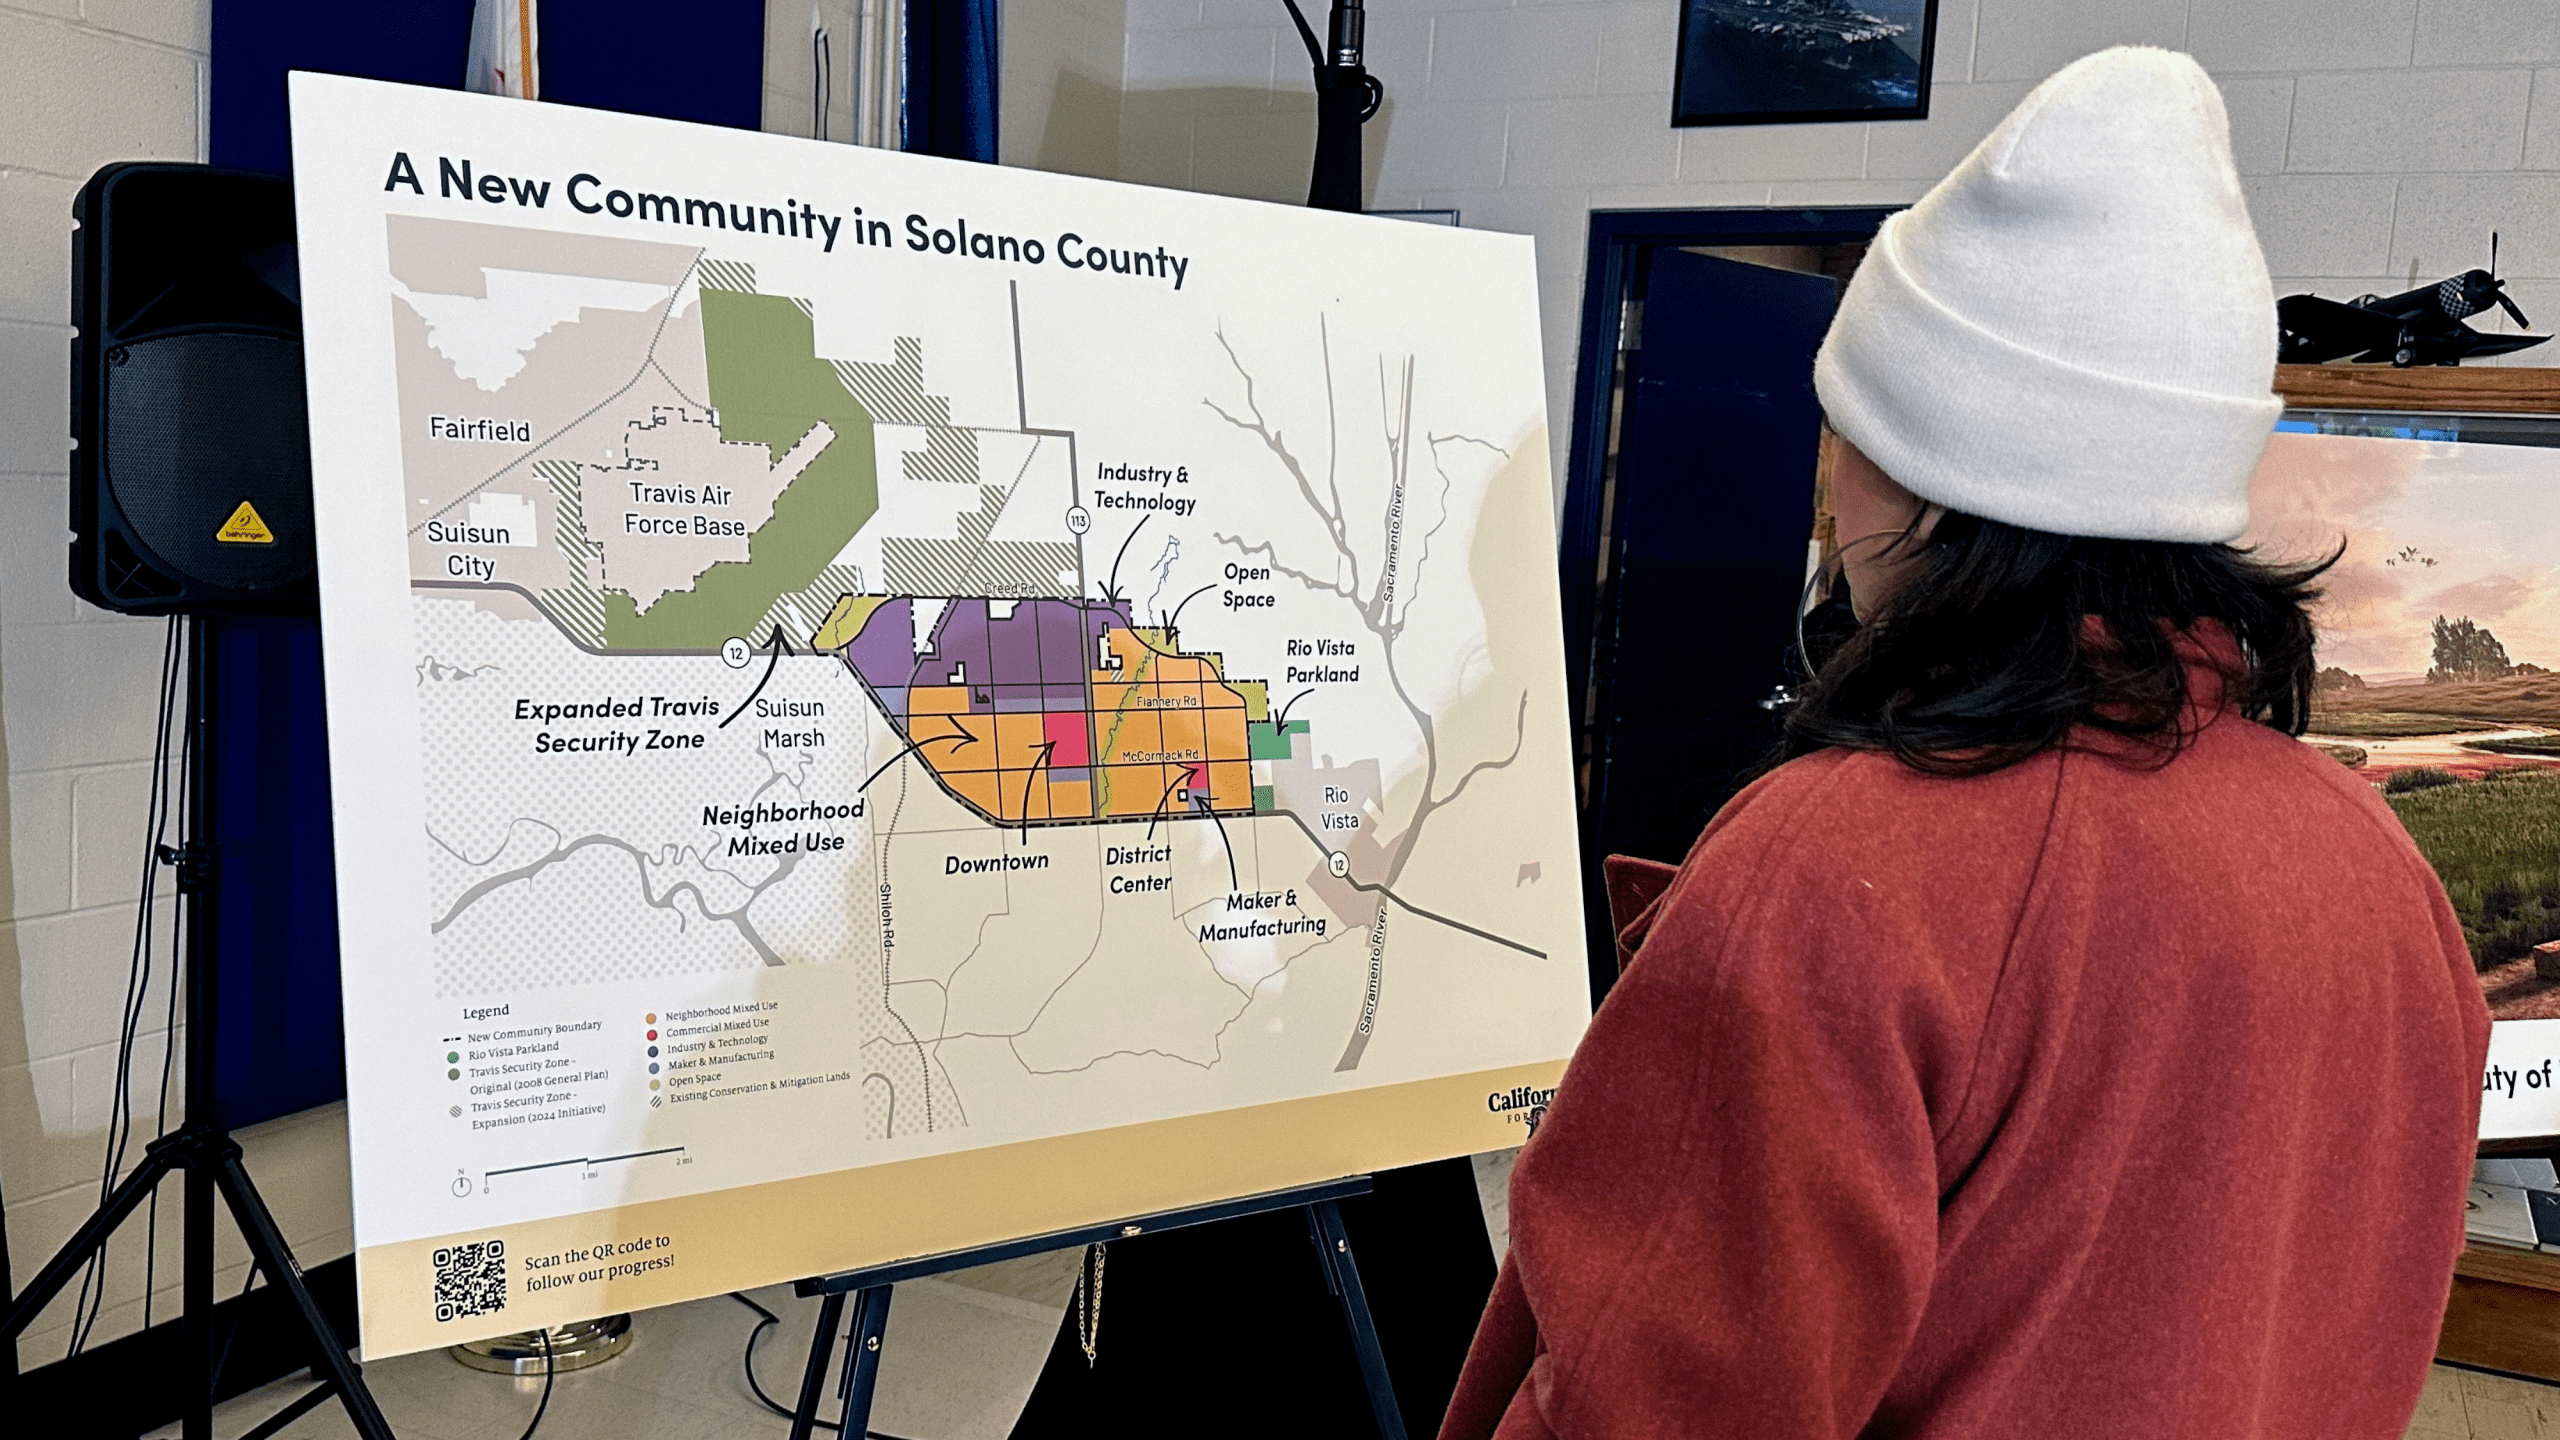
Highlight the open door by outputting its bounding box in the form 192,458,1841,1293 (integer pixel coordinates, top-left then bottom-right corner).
1576,247,1842,991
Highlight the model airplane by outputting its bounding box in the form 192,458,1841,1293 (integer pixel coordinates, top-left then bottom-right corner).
2278,238,2548,366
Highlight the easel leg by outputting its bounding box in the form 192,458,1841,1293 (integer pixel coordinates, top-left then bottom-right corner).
1,622,396,1438
0,1145,179,1342
184,1148,216,1440
788,1291,846,1440
832,1285,893,1439
212,1152,395,1440
1,1135,395,1440
1306,1201,1408,1440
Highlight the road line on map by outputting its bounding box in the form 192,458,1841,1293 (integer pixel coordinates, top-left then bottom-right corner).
1009,280,1029,429
717,626,792,728
419,577,1545,957
1270,808,1545,959
411,252,707,535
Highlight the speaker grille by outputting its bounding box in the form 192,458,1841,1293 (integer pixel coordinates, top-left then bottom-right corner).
103,332,315,593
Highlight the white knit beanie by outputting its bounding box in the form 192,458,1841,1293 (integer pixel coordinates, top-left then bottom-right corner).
1813,47,2281,544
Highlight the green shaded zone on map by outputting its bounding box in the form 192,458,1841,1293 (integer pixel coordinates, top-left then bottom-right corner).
601,289,878,648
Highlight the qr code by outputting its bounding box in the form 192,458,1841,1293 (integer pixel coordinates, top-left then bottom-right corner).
432,1239,506,1323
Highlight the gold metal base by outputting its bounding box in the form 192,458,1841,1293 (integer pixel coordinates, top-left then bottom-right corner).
449,1313,634,1375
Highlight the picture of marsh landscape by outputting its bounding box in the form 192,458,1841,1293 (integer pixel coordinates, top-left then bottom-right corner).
2247,426,2560,1019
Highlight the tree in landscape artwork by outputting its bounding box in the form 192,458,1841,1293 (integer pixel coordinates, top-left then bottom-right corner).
2245,428,2560,1018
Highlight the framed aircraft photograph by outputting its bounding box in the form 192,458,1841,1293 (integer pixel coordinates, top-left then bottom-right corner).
1673,0,1938,127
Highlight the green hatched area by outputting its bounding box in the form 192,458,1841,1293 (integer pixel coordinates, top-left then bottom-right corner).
601,290,880,649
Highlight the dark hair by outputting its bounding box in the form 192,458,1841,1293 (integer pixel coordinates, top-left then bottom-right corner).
1781,510,2334,777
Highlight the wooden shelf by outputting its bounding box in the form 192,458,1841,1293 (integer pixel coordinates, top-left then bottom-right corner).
2457,1242,2560,1293
2446,1244,2560,1381
2275,363,2560,414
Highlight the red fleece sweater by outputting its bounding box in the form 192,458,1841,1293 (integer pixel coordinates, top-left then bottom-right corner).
1443,665,2487,1439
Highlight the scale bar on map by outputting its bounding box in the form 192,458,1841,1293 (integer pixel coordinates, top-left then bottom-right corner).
487,1146,688,1179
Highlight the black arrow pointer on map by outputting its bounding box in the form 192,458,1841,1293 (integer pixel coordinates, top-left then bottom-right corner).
1143,768,1196,843
1100,515,1149,604
859,735,934,792
1017,741,1056,842
1162,583,1216,637
858,721,976,792
718,626,794,729
1204,803,1239,891
1275,687,1314,729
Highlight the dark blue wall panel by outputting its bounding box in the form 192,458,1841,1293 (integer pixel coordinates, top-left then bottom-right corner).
905,0,1001,162
542,0,766,132
203,614,346,1125
205,0,765,1126
211,5,476,177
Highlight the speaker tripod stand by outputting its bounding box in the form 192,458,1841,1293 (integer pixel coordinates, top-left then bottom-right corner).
1,617,394,1440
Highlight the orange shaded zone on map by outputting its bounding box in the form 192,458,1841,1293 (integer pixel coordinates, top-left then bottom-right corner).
849,599,1256,825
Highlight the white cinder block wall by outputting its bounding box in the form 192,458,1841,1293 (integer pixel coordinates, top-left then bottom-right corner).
1001,0,2560,488
1002,0,1133,177
0,0,351,1368
2,0,2551,1371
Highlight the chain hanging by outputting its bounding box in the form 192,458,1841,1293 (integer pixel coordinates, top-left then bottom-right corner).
1071,1241,1107,1367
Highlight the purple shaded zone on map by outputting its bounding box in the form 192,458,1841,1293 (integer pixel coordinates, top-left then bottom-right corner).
843,598,1130,716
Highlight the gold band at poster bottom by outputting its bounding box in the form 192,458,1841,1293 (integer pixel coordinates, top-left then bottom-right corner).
360,1059,1565,1356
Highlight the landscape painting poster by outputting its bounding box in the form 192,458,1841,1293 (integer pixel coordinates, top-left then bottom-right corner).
2244,421,2560,1139
1673,0,1936,127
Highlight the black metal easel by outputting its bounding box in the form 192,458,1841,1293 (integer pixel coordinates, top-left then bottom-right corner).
784,1177,1407,1440
0,618,395,1440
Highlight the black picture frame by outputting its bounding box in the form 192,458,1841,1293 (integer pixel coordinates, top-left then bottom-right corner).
1672,0,1939,128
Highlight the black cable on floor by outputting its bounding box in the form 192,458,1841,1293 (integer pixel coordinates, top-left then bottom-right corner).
517,1328,554,1440
729,1292,920,1440
733,1290,834,1431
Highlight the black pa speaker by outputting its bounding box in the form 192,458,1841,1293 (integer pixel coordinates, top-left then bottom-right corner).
71,163,315,615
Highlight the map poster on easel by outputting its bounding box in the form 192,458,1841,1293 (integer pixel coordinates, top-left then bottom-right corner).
289,73,1589,1355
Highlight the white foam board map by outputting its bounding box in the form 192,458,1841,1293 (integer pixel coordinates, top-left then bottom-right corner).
290,74,1589,1353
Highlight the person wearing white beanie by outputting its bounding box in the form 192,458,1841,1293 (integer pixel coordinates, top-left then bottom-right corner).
1816,45,2282,547
1443,48,2485,1440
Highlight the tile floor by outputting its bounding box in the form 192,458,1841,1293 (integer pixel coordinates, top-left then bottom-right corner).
2409,1365,2560,1439
142,1273,2558,1440
135,1160,1529,1440
144,1250,1080,1440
